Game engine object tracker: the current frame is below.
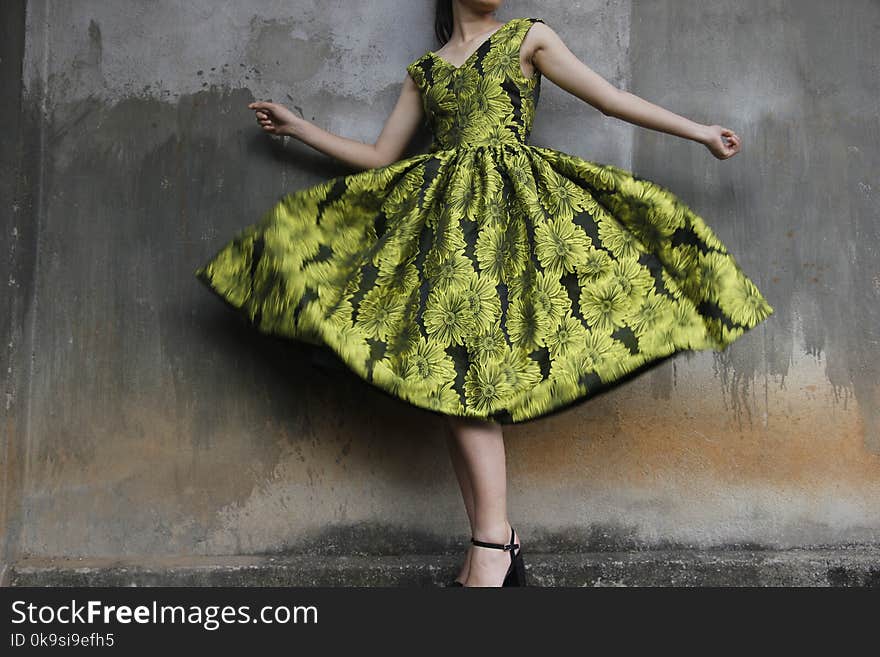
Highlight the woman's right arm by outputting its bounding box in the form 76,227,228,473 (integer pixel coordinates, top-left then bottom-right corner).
248,72,425,171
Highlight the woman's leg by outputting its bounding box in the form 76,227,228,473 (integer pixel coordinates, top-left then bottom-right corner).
445,415,520,587
445,423,476,583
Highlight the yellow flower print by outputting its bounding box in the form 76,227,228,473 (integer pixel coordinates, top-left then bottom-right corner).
447,167,482,223
461,78,515,139
274,191,322,227
688,211,728,252
370,233,405,268
615,175,646,198
506,296,550,351
539,175,585,223
623,201,679,252
465,322,509,361
554,328,628,384
386,313,422,356
475,222,506,283
464,272,503,331
544,151,577,178
420,159,455,218
345,163,398,194
669,298,710,348
608,258,656,304
482,37,524,80
511,185,544,224
403,337,457,385
424,381,465,415
478,156,505,201
499,348,543,391
263,216,322,271
354,285,406,340
597,215,645,260
579,279,633,333
500,218,530,284
300,259,339,290
517,94,535,141
298,310,367,371
625,290,675,338
532,270,571,327
449,67,481,101
717,273,774,326
578,191,602,219
425,249,474,291
660,268,686,300
430,205,468,255
590,334,632,381
479,192,508,229
431,62,456,88
634,322,678,358
424,288,474,346
628,178,670,206
424,80,457,116
535,215,591,277
295,178,334,205
590,164,618,192
376,256,419,294
382,170,423,221
372,355,416,397
316,202,350,233
406,61,426,89
337,264,362,297
648,197,688,231
335,223,377,260
331,322,371,372
507,261,539,301
429,110,461,147
507,378,569,423
575,247,614,287
464,358,513,414
694,251,738,303
338,185,385,220
479,123,518,148
503,150,536,192
294,297,333,341
544,314,590,359
476,221,528,285
665,244,699,284
717,322,745,347
307,296,352,336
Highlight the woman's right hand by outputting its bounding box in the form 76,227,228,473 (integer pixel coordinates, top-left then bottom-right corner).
247,101,301,137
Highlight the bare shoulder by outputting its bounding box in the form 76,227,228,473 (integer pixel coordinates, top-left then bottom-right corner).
522,19,562,54
521,20,564,76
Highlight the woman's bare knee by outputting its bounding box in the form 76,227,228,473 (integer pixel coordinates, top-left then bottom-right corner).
446,414,501,432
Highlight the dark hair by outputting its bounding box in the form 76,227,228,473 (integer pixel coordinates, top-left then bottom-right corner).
435,0,453,46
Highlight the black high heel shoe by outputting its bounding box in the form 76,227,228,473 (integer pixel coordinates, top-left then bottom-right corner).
446,545,469,586
465,526,527,587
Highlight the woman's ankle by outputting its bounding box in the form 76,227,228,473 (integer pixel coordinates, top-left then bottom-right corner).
473,519,513,545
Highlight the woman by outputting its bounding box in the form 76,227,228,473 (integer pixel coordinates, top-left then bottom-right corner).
195,0,773,587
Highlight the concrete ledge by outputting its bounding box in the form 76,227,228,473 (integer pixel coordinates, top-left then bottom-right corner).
5,548,880,587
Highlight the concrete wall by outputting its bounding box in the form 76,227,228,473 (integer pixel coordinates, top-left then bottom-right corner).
2,0,878,573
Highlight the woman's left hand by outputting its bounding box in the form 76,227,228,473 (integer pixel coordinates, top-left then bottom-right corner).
703,125,741,160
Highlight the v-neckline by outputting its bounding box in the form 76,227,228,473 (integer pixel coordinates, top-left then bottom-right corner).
428,17,518,71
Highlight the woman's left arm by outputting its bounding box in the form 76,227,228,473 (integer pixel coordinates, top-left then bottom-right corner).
525,22,741,160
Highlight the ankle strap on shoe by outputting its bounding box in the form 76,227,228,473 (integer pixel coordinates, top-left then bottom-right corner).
471,527,519,552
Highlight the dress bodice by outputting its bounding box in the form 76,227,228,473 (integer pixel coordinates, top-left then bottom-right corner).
405,17,545,151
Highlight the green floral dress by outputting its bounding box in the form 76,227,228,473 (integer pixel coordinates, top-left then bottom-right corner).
194,17,774,424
